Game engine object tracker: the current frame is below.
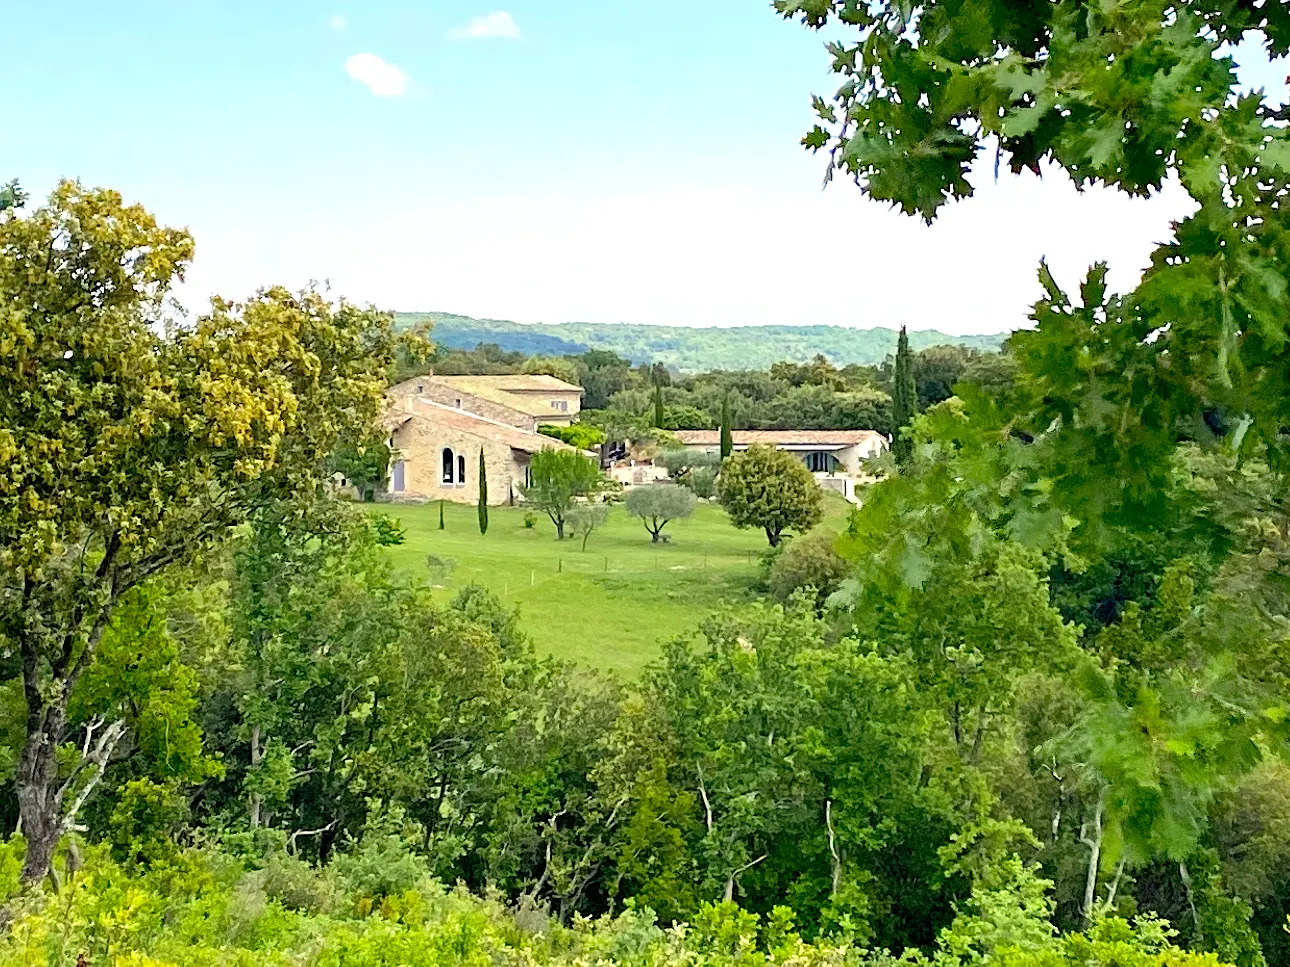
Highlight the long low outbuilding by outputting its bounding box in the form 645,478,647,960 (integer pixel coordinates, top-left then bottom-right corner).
670,429,887,502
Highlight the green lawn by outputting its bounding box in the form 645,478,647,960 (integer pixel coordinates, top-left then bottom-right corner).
367,498,849,677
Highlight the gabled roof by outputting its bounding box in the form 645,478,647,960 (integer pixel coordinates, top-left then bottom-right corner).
393,399,585,455
673,429,886,448
410,375,582,417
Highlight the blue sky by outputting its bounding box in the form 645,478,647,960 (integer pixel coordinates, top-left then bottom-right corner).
6,3,1287,334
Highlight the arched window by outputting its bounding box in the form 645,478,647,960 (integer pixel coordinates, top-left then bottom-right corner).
805,451,835,473
442,448,455,484
457,453,466,485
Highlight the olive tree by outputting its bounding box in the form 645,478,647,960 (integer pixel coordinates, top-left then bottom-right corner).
625,485,697,543
567,502,610,551
0,182,403,885
718,445,823,547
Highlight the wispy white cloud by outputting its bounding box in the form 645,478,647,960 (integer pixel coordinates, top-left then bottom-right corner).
449,11,520,40
329,14,347,30
344,53,409,97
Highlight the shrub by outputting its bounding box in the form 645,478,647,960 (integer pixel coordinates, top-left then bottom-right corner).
688,466,719,499
538,423,607,450
109,779,190,868
368,513,407,546
523,512,537,529
766,530,849,609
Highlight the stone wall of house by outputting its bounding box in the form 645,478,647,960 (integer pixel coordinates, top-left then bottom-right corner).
390,418,526,506
388,380,538,430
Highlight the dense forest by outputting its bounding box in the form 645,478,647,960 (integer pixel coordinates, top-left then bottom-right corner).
2,0,1289,965
394,311,1005,372
399,339,1014,437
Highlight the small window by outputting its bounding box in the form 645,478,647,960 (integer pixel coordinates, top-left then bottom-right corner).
442,448,455,484
416,383,424,394
457,454,466,485
455,398,463,408
524,462,532,488
551,399,568,412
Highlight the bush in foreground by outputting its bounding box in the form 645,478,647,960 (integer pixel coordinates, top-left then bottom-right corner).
0,839,1242,967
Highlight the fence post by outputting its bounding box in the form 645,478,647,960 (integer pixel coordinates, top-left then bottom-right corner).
558,558,563,574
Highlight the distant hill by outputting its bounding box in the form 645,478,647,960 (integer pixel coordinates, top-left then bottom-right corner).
395,312,1009,372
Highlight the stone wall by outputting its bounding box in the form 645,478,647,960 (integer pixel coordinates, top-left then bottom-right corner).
390,417,526,506
388,380,537,430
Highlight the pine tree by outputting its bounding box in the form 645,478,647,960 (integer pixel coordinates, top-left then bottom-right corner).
892,325,918,468
653,383,665,429
720,395,733,461
477,448,489,534
438,499,445,530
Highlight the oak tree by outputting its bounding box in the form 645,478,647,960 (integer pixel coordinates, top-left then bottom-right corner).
0,182,401,884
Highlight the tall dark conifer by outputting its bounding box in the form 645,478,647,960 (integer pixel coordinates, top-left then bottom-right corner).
719,395,733,461
653,383,665,429
892,325,918,468
477,448,489,534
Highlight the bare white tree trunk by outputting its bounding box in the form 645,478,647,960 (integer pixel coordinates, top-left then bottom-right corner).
1079,796,1105,925
825,799,842,896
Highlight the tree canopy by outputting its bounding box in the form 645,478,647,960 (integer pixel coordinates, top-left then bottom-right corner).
519,449,604,540
718,446,824,546
0,182,403,883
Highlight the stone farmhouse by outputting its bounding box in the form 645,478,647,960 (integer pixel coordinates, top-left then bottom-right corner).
672,429,887,502
382,389,585,507
386,374,583,430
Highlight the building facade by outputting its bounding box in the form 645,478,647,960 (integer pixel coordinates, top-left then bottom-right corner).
670,429,887,502
384,397,583,506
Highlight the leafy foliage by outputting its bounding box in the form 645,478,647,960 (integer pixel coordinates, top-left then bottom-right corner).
567,502,611,551
765,530,849,610
0,182,404,883
892,325,917,468
520,449,605,540
539,423,607,450
625,485,698,543
719,446,824,547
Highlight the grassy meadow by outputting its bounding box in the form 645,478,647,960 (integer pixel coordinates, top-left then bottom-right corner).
367,497,849,676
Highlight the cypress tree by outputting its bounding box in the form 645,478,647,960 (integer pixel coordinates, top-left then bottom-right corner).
438,499,445,530
653,383,665,429
892,324,918,468
719,395,733,461
477,447,489,534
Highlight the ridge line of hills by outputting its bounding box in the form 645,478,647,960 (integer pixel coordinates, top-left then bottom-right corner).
394,311,1009,372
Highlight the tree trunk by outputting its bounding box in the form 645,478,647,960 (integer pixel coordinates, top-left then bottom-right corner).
766,528,781,547
1079,797,1104,926
16,692,125,885
16,711,65,886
